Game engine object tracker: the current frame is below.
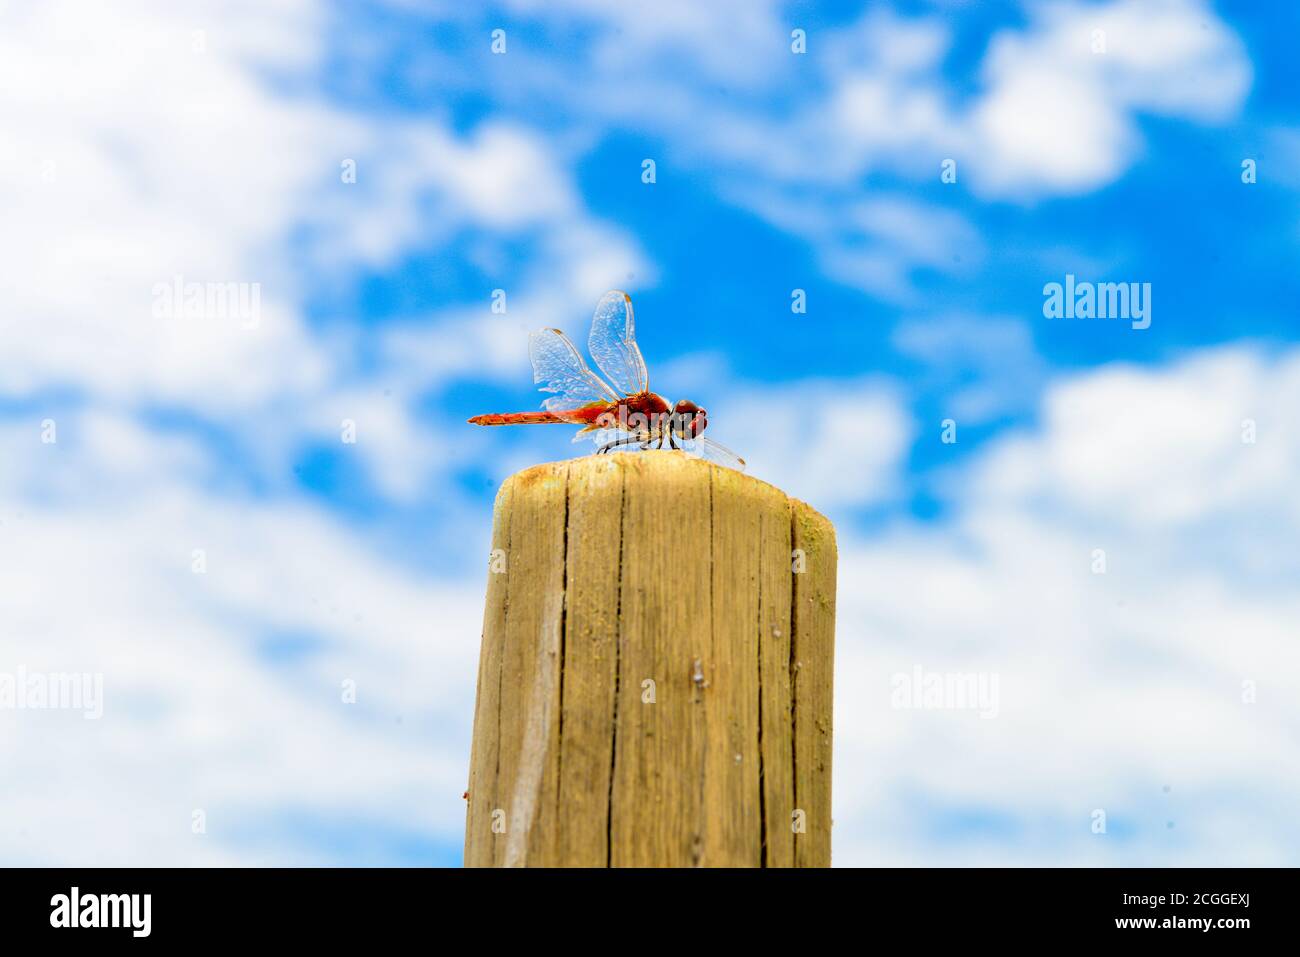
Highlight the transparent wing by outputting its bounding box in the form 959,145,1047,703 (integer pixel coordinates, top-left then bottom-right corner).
588,290,649,397
573,426,656,449
529,328,619,411
683,436,746,472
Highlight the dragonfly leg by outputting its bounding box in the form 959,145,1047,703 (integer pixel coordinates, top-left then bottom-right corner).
596,434,644,455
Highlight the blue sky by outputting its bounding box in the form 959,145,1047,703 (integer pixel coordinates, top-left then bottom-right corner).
1,0,1298,866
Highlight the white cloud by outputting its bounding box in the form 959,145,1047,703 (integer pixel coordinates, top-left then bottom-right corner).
801,0,1251,199
714,378,912,509
481,0,1251,294
505,0,789,87
0,0,642,406
0,0,653,864
0,407,487,864
722,184,982,301
831,344,1300,865
973,346,1300,528
0,0,650,500
968,0,1251,196
306,121,583,270
830,199,983,300
893,314,1047,423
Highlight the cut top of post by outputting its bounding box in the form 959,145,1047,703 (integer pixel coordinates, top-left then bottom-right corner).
465,450,837,867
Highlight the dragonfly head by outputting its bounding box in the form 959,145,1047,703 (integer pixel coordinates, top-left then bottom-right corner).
671,399,707,438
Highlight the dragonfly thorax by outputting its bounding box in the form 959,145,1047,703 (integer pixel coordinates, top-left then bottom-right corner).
595,394,705,438
594,392,667,435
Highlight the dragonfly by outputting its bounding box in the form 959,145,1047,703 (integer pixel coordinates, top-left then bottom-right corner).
468,291,745,471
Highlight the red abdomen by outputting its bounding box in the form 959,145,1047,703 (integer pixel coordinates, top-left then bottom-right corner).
468,406,605,426
468,395,668,429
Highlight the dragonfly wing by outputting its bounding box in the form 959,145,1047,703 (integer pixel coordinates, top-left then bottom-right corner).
588,290,649,397
684,436,746,472
530,328,620,411
574,426,653,448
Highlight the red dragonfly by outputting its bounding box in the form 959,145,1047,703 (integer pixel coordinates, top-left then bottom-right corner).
468,291,745,470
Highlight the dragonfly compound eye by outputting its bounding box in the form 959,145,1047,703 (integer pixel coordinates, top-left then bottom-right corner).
671,400,706,437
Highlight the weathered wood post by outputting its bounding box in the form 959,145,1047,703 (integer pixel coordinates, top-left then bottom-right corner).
463,451,836,867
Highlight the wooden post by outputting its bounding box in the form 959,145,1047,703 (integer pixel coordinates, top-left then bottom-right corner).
463,451,836,867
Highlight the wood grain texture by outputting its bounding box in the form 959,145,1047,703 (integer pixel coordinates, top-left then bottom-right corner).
463,451,836,867
791,503,837,867
462,476,512,868
554,457,623,865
